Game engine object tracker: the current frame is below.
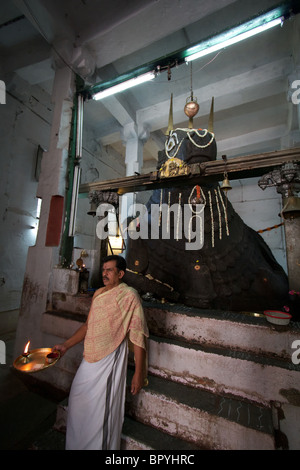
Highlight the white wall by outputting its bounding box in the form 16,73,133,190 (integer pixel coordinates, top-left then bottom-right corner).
134,178,287,275
0,75,127,313
73,124,126,252
228,177,287,273
0,75,52,312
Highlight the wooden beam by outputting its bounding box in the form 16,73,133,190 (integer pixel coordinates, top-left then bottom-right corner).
79,147,300,196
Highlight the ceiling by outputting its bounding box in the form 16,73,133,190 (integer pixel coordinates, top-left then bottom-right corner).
2,0,300,174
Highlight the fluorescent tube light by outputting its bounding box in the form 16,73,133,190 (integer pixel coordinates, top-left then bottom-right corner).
69,166,81,237
185,15,283,63
93,71,156,100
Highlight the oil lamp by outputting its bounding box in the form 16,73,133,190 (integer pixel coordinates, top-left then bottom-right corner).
22,341,30,363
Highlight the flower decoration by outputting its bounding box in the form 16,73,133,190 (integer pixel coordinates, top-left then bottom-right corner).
289,290,300,296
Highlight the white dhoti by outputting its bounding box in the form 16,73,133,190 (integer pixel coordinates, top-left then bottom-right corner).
66,340,128,450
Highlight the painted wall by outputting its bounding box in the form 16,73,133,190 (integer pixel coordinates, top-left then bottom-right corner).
0,75,127,314
0,74,52,312
229,177,287,272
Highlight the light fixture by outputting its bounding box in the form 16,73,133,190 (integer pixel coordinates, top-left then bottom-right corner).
85,6,295,101
185,12,283,63
93,71,156,100
68,166,81,236
108,235,124,255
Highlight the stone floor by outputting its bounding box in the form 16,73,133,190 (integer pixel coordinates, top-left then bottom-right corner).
0,330,66,450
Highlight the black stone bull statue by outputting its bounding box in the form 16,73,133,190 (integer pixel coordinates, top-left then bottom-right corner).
124,128,288,312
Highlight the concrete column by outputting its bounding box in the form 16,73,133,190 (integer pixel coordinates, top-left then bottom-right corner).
120,122,149,248
258,163,300,292
284,215,300,292
123,122,149,176
14,65,75,356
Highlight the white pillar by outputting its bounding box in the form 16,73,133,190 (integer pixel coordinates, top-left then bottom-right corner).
120,122,149,247
14,65,76,356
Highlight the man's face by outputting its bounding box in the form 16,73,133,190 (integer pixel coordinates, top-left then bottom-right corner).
102,260,124,288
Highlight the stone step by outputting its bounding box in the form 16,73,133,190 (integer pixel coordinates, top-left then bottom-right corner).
46,300,300,361
51,293,91,317
147,334,300,406
121,416,205,450
53,396,206,451
125,371,275,450
144,302,300,360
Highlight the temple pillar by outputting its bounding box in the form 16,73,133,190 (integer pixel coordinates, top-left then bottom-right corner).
14,65,76,357
258,163,300,292
120,122,149,247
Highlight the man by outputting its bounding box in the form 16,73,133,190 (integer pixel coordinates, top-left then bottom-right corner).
53,255,149,450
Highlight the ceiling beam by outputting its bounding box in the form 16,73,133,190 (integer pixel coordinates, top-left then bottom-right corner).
13,0,75,44
85,0,237,68
136,57,292,132
79,147,300,195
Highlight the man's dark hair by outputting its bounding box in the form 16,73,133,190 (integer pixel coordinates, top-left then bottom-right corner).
102,255,127,272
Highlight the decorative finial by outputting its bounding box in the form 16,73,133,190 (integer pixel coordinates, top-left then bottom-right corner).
165,93,174,135
208,96,214,133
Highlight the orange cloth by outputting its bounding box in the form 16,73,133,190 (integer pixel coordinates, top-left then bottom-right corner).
84,282,148,363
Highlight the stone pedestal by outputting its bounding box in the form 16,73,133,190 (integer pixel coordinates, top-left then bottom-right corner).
52,268,79,295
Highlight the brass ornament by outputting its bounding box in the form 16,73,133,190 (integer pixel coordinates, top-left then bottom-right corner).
208,97,214,133
165,93,174,136
159,157,190,178
221,156,232,192
280,196,300,219
87,201,97,216
185,62,199,128
221,173,232,191
184,99,199,118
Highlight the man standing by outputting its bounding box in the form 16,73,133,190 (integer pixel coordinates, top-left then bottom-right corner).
53,255,149,450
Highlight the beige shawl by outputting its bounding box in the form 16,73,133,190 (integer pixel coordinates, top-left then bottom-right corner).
84,282,148,363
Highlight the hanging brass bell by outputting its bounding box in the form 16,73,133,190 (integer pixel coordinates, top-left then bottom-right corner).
280,196,300,219
221,175,232,191
87,201,97,216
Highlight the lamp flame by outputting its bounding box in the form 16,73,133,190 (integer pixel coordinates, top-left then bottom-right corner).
23,341,30,355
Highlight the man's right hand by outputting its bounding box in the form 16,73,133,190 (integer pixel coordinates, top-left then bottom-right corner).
52,343,68,357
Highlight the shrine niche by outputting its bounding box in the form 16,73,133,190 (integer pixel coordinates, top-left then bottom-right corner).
124,104,289,312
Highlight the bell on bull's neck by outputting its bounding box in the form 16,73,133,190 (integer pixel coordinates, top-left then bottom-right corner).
281,195,300,219
221,173,232,192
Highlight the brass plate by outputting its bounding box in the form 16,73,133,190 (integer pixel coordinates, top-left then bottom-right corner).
13,348,60,373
